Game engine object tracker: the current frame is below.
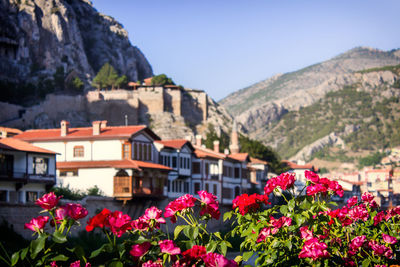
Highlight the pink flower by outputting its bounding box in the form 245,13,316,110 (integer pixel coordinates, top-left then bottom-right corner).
142,259,163,267
65,203,88,220
369,240,392,258
361,192,374,203
132,217,149,231
36,192,62,210
257,227,272,242
300,226,313,241
374,211,385,226
164,194,196,223
382,233,397,244
201,252,238,267
159,240,181,255
306,184,327,196
70,261,91,267
263,173,296,195
347,196,358,208
50,261,58,267
349,235,366,251
348,205,369,222
143,206,166,228
24,216,49,232
298,238,330,260
130,242,151,257
107,211,132,237
198,191,220,220
305,170,320,183
86,208,111,232
54,206,68,222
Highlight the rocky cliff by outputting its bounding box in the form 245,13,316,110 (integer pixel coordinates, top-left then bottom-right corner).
0,0,152,85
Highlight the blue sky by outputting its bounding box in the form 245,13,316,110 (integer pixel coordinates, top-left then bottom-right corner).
92,0,400,101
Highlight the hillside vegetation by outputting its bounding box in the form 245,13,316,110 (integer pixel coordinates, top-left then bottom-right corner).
266,82,400,160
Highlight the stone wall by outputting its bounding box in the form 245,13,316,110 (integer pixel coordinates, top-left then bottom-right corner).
164,88,182,116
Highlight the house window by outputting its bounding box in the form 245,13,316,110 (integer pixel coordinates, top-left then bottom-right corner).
134,143,138,159
122,143,131,159
73,146,84,157
205,183,209,192
234,186,240,197
33,157,49,175
184,182,189,193
205,163,209,177
59,169,78,176
194,182,200,193
0,190,7,202
26,191,38,202
193,162,200,174
234,167,240,178
172,156,177,168
213,184,217,195
0,154,13,176
147,145,152,161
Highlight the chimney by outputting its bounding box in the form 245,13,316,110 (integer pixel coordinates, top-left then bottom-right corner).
213,140,220,153
185,135,192,142
60,120,69,137
92,121,101,135
224,148,229,155
100,120,107,129
195,135,202,147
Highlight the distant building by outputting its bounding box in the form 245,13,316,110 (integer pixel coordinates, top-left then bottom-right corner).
14,121,171,200
0,127,22,138
282,160,316,194
0,138,56,203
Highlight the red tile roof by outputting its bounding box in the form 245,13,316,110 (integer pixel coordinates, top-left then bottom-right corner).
155,139,192,150
337,178,364,186
193,145,226,160
0,138,56,154
282,160,314,170
229,153,249,162
57,159,171,171
0,127,22,135
14,125,160,141
249,157,268,165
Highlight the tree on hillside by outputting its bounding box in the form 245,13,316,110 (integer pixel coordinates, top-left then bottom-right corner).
239,135,289,174
116,75,128,89
204,124,230,152
91,63,121,90
151,74,175,86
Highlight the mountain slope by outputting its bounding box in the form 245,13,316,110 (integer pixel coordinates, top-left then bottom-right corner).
220,47,400,164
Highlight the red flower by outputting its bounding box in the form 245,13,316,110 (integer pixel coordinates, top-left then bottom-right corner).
182,245,207,260
107,211,132,237
159,240,181,255
24,215,49,232
132,217,150,231
361,192,374,203
142,206,166,229
232,193,269,215
198,190,220,220
130,242,151,257
142,259,163,267
36,192,62,210
305,170,320,183
264,172,296,195
65,203,88,220
86,208,111,232
348,205,369,222
346,196,358,208
164,194,196,223
374,211,385,226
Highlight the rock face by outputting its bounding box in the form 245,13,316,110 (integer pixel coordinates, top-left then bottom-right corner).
0,0,152,84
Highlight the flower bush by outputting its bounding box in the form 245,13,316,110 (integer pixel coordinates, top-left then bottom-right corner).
1,171,400,266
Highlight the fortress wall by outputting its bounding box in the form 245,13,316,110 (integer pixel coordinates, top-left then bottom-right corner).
136,86,164,114
164,88,182,116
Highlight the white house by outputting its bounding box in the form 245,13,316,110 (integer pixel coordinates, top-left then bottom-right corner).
154,139,194,198
14,121,171,200
0,138,56,203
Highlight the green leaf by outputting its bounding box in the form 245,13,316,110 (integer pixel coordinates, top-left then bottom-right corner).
295,214,305,226
109,260,123,267
214,231,222,240
219,241,227,256
30,235,46,259
49,254,68,262
183,226,193,239
20,247,28,260
242,251,253,262
280,205,288,215
10,251,19,266
362,258,370,267
90,243,107,258
285,239,292,250
288,199,295,211
206,241,217,253
223,211,233,221
52,231,67,244
192,227,199,240
174,225,185,239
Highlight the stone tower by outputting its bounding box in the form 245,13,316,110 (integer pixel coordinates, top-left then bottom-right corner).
229,119,240,154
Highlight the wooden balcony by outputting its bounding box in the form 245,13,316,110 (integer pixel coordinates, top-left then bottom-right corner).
113,176,165,200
